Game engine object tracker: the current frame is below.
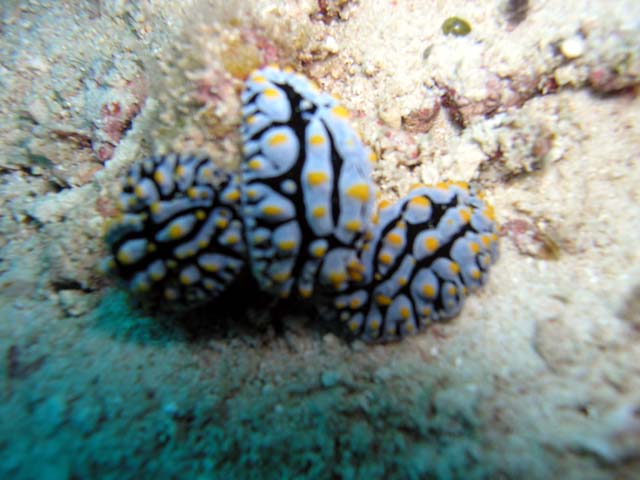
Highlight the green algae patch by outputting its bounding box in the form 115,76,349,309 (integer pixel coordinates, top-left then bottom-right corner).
442,17,472,36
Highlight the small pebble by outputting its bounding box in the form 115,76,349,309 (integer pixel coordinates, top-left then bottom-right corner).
560,35,585,59
322,332,340,348
163,402,179,416
378,105,403,129
58,289,93,317
321,370,342,388
362,61,376,76
324,35,339,54
27,98,50,124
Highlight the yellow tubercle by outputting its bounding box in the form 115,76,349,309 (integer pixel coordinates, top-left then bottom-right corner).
435,181,453,190
201,262,220,273
268,132,288,147
312,205,327,218
309,134,325,146
116,250,132,265
149,269,164,281
272,271,291,283
378,199,392,210
328,271,346,286
409,196,430,208
459,207,472,223
422,284,435,298
385,232,403,247
134,185,145,198
349,297,362,309
262,88,280,98
278,239,297,251
224,189,241,202
133,281,150,293
262,205,283,217
424,236,439,252
332,104,350,119
153,170,166,184
299,287,313,298
378,252,393,265
346,184,370,202
248,158,262,170
179,273,194,285
376,294,392,306
307,171,329,186
224,234,239,245
311,244,327,257
348,271,363,282
345,219,362,232
168,223,185,240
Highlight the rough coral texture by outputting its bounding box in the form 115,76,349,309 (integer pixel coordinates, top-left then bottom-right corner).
1,0,640,479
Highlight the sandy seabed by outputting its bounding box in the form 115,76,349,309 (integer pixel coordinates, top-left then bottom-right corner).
0,1,639,478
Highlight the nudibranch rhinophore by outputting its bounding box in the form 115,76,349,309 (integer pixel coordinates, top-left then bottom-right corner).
103,153,247,306
332,183,499,342
102,66,499,342
239,66,376,299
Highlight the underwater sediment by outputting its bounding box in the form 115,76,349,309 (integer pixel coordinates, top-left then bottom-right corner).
0,1,639,478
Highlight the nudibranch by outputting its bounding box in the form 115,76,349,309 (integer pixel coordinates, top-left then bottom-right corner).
333,183,499,342
239,66,376,299
101,66,499,343
103,153,246,306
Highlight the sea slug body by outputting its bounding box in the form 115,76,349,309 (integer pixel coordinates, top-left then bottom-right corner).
102,67,499,342
104,153,246,306
333,183,499,342
239,66,376,299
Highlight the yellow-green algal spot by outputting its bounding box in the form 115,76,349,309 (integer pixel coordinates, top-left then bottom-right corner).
442,16,472,36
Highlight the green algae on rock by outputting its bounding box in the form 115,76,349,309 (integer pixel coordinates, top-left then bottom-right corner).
442,17,472,36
